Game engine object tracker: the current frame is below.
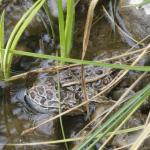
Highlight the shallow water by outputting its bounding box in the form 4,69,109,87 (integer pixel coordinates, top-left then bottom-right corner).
0,82,66,150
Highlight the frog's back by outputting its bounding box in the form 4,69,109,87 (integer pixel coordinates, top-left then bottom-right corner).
24,66,114,114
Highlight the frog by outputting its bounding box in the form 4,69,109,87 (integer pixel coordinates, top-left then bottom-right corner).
23,65,115,115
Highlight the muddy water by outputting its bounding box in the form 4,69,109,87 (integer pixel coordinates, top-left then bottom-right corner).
0,0,148,150
0,80,87,149
0,82,65,150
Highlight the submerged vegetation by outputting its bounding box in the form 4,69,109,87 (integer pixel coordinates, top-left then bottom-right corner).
0,0,150,149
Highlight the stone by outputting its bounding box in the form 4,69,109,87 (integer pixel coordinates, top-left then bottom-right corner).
119,0,150,45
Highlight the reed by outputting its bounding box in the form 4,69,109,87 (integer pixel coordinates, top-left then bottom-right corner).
76,82,150,149
2,0,46,79
57,0,75,59
0,11,4,72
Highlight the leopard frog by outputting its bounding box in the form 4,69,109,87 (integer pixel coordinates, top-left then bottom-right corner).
23,65,115,115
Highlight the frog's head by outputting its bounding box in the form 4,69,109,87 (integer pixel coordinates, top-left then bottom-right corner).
24,84,59,114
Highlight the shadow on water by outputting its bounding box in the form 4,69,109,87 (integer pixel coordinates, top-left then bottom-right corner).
0,82,64,150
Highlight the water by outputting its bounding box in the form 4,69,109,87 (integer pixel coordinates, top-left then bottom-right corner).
0,83,65,149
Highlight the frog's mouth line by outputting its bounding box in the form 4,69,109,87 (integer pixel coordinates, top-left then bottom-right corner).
24,94,59,114
24,95,49,114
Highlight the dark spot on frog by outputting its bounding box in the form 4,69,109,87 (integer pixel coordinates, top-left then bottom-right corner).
46,90,53,99
95,68,103,75
102,75,112,85
37,86,44,95
60,91,67,98
91,80,102,89
30,91,36,99
40,97,46,105
71,69,80,76
25,72,38,88
85,68,92,74
45,77,56,86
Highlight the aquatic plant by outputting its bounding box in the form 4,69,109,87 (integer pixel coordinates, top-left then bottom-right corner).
0,0,75,78
76,82,150,149
0,11,4,72
57,0,75,59
10,49,150,72
43,1,56,41
1,0,46,79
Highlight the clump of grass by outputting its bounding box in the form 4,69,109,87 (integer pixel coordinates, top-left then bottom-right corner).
43,1,56,41
0,0,75,78
1,0,46,79
76,82,150,149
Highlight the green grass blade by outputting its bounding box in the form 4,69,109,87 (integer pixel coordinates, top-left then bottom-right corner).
89,89,149,149
57,0,66,58
43,1,56,41
57,0,75,58
76,83,150,149
65,0,75,57
3,0,45,78
0,11,4,71
7,49,150,72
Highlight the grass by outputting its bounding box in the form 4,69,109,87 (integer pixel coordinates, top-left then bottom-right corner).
57,0,75,59
0,0,75,78
57,0,65,59
43,1,56,41
1,0,150,150
1,0,46,79
8,48,150,72
76,82,150,149
0,11,4,71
